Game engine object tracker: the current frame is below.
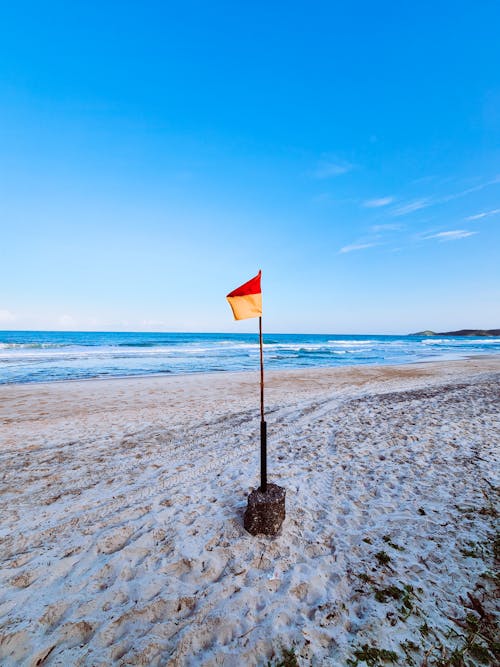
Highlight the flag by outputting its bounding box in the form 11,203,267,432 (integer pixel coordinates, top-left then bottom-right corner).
226,270,262,320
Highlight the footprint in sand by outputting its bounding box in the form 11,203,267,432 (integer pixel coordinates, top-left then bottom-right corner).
161,557,193,577
38,601,69,630
290,581,308,601
10,570,36,588
97,525,135,555
58,620,95,649
0,629,32,664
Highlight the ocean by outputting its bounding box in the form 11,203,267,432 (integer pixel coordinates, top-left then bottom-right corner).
1,330,499,385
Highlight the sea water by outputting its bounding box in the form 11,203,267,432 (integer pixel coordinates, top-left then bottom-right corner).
0,331,499,384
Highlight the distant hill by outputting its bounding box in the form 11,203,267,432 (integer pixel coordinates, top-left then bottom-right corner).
410,329,500,336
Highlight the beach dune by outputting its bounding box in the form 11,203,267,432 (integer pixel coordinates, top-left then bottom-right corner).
0,357,499,665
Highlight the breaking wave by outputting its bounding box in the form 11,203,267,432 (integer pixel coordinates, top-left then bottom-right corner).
0,331,498,384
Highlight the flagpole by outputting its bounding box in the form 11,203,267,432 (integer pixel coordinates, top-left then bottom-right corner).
259,315,267,492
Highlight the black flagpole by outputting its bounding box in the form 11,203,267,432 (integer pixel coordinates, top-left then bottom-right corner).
259,315,267,492
243,289,285,536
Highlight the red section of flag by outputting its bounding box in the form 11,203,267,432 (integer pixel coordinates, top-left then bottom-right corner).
227,270,262,297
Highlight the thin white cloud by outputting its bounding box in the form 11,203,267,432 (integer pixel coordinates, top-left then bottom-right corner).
392,199,432,216
422,230,478,241
465,208,500,221
0,309,16,323
363,196,394,208
339,242,379,254
312,159,353,179
371,223,403,232
386,174,500,219
439,176,500,203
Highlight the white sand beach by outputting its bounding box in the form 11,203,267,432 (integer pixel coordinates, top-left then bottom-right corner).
0,357,499,666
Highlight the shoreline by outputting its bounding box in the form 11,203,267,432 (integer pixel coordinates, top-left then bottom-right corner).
2,357,500,432
1,357,499,665
1,351,499,391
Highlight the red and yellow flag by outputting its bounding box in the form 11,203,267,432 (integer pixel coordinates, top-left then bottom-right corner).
226,270,262,320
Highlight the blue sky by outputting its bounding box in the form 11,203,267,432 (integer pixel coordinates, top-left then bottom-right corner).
1,1,499,333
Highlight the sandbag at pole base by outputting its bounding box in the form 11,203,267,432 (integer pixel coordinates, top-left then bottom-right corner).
243,483,286,536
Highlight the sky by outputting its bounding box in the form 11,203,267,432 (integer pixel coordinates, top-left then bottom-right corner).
1,1,499,334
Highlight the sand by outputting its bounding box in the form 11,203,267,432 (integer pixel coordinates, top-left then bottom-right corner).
0,357,499,666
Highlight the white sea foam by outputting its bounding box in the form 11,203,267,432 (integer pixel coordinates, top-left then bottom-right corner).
328,339,377,347
0,342,70,350
422,338,500,346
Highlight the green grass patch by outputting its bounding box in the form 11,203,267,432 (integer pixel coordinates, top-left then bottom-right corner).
374,551,391,566
382,535,405,551
267,646,300,667
348,643,398,666
374,585,403,603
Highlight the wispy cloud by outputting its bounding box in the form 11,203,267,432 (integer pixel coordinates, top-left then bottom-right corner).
339,242,379,254
370,223,403,233
390,175,500,218
465,208,500,221
363,196,394,208
312,158,353,179
392,199,432,216
439,176,500,203
421,230,478,241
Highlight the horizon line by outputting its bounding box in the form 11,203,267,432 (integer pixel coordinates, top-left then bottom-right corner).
0,328,498,336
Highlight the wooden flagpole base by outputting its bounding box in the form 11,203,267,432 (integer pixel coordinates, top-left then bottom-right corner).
244,483,286,536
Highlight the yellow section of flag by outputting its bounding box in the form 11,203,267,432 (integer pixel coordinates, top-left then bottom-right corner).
227,292,262,320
